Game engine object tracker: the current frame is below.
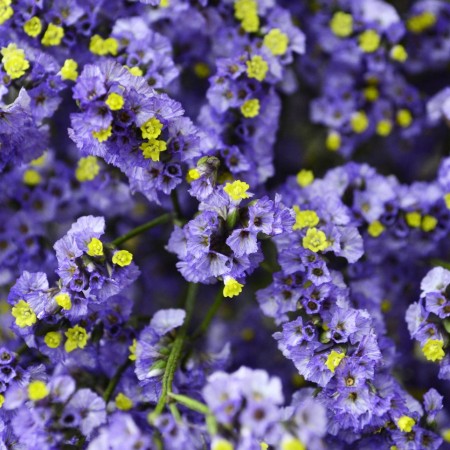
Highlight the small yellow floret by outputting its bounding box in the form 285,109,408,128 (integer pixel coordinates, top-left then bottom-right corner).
326,131,341,151
444,193,450,209
23,169,41,186
376,120,392,137
76,156,100,182
212,439,234,450
240,99,260,118
396,109,412,128
112,250,133,267
224,180,250,201
390,45,408,62
234,0,259,33
41,23,64,46
28,380,49,401
141,117,163,140
140,139,167,161
187,168,201,182
223,277,244,298
1,43,29,79
422,339,445,362
105,93,124,111
60,58,78,81
65,325,88,352
246,55,268,82
351,111,369,133
87,237,104,257
296,169,314,187
30,153,47,167
0,394,4,408
194,62,210,78
160,0,170,7
0,0,13,25
368,220,385,237
263,28,289,56
44,331,62,349
126,66,143,76
442,428,450,443
12,300,37,328
92,125,112,142
359,29,381,53
90,35,118,56
23,17,42,37
293,206,319,230
325,350,345,373
302,228,329,252
397,416,416,432
364,86,379,102
405,211,421,228
422,215,437,232
129,339,137,361
330,11,353,38
115,392,133,410
407,11,436,33
54,293,72,310
281,438,306,450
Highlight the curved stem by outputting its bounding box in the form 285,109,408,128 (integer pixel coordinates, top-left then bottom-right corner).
150,283,198,419
112,213,172,247
103,359,131,403
192,289,224,339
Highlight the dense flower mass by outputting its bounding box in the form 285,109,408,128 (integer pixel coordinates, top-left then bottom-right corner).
1,0,450,448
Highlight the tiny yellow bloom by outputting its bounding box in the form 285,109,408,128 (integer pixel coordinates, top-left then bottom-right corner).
1,43,29,79
397,415,416,432
330,11,353,37
126,66,143,76
302,228,329,252
59,58,78,81
23,17,42,37
263,28,289,56
104,38,118,56
390,45,408,62
54,293,72,310
326,131,341,151
212,438,234,450
422,215,437,232
224,180,250,201
444,193,450,210
28,380,49,401
364,86,379,102
422,339,445,362
223,277,244,298
12,300,37,328
234,0,259,33
376,120,392,137
129,339,137,361
292,206,319,230
30,152,47,167
44,331,62,349
351,111,369,133
187,168,201,182
141,117,163,140
65,325,88,352
23,169,41,186
92,125,112,142
407,11,436,33
246,55,268,81
115,392,133,411
325,350,345,373
194,62,210,78
281,438,306,450
368,220,385,237
105,92,124,111
0,0,13,25
442,428,450,443
0,394,4,408
359,29,381,53
112,250,133,267
41,23,64,46
396,109,412,128
87,237,104,257
140,139,167,161
240,99,260,118
76,156,100,182
296,169,314,187
405,211,421,228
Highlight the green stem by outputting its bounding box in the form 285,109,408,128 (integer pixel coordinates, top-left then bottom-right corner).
111,213,172,247
168,392,210,415
170,189,183,222
150,283,198,419
103,359,131,403
192,289,224,339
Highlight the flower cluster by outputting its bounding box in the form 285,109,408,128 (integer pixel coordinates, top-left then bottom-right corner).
1,0,450,448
